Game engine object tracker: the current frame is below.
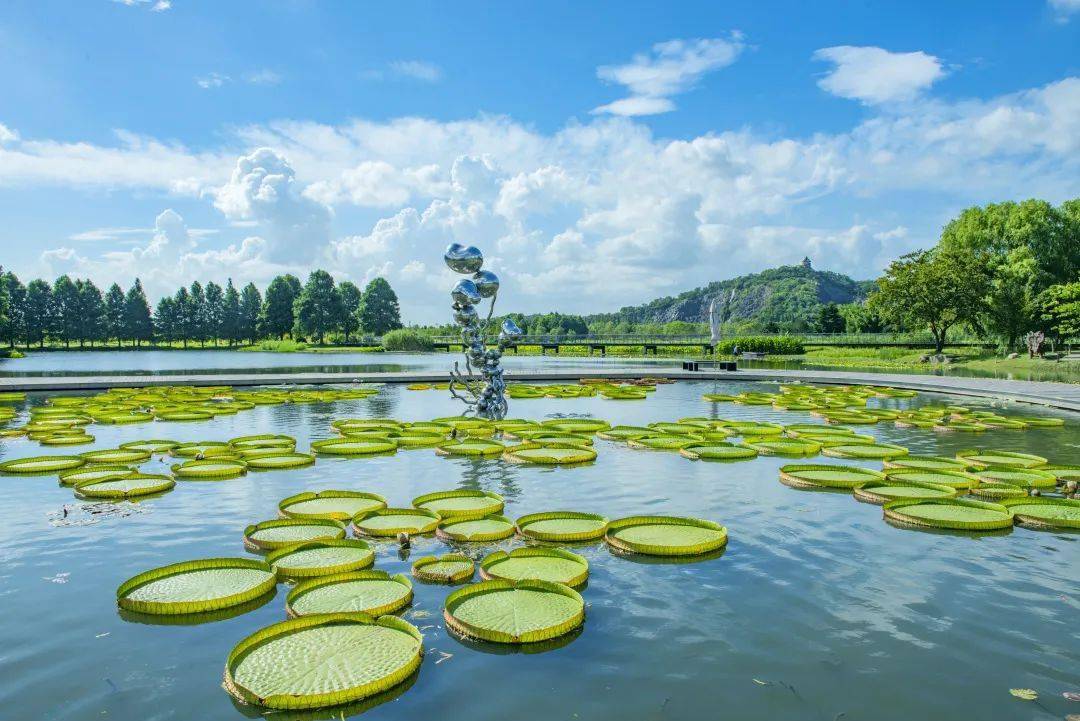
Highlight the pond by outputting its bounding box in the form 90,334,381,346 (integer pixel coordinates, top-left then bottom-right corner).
2,380,1078,721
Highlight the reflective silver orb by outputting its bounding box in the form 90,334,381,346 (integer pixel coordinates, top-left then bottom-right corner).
500,318,523,338
451,279,482,306
444,243,484,274
472,270,500,298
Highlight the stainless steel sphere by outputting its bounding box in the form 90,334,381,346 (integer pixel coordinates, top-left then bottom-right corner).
451,279,482,305
444,243,484,274
472,270,500,298
500,318,523,338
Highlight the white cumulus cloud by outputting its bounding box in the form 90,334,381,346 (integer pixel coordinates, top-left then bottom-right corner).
813,46,945,104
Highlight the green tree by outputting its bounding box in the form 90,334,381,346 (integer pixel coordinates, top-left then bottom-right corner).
293,270,343,344
338,280,362,343
221,279,241,345
25,279,53,348
124,279,154,346
814,303,845,333
204,281,225,347
1036,283,1080,339
869,248,991,353
239,282,262,343
76,279,106,348
188,281,207,346
51,275,81,348
837,302,884,333
357,277,403,336
173,286,193,347
259,274,301,339
104,283,126,348
0,272,25,348
154,296,178,343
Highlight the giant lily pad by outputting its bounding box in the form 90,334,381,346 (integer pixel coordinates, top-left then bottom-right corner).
352,508,440,537
279,491,387,521
58,464,134,486
80,448,152,464
679,442,758,461
243,452,316,470
742,438,821,457
434,440,505,457
821,442,908,460
75,473,175,499
0,455,86,474
955,449,1047,469
224,613,423,710
883,468,979,489
286,571,413,617
243,518,346,551
412,554,475,583
171,458,247,480
311,438,397,456
883,498,1013,531
779,464,884,490
883,455,970,472
972,468,1057,489
266,539,375,580
627,435,694,450
503,443,597,465
119,439,179,454
117,557,276,615
436,514,515,542
542,419,610,434
412,489,504,520
606,516,727,556
596,426,653,441
853,480,958,505
443,579,585,644
999,497,1080,529
516,511,609,542
480,547,588,587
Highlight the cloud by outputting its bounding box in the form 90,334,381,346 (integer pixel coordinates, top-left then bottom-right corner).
362,60,443,83
244,69,282,86
214,147,333,262
1049,0,1080,21
813,46,945,104
593,35,744,116
196,72,230,89
197,70,282,89
112,0,171,9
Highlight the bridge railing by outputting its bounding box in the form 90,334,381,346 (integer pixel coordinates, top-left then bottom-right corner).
426,332,989,346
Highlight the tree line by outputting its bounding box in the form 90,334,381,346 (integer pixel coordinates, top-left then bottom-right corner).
0,270,403,349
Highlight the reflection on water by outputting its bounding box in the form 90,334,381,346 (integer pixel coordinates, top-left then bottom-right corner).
1,381,1078,721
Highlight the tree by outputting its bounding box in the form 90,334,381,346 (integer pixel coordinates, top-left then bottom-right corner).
338,280,362,343
124,279,154,346
0,272,26,348
1036,283,1080,340
357,277,403,336
814,303,845,333
292,270,343,344
239,282,262,343
837,302,884,334
154,297,178,344
77,279,106,348
24,279,52,348
173,286,193,347
259,274,301,339
104,283,126,348
869,248,991,353
204,281,225,347
189,281,207,346
221,279,241,345
51,275,80,348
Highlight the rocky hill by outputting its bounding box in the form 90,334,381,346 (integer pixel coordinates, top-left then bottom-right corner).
590,259,873,327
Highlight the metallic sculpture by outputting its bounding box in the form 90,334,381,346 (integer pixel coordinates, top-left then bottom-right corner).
444,243,521,419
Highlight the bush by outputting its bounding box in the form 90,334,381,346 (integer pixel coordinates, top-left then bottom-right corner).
382,329,435,352
716,335,804,355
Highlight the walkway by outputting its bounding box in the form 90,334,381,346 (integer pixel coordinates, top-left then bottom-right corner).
1,368,1078,413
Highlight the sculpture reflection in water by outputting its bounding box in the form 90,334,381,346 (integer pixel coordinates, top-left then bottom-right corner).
444,243,522,420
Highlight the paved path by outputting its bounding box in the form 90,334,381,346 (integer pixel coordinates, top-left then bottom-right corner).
1,368,1078,412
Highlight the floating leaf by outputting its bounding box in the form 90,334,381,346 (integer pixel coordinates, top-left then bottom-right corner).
1009,688,1038,701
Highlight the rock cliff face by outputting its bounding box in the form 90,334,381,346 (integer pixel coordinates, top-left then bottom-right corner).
591,262,873,326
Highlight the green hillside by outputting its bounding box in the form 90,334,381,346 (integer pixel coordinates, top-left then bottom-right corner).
588,259,873,330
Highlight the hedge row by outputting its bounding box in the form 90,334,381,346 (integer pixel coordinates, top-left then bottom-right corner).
715,336,804,355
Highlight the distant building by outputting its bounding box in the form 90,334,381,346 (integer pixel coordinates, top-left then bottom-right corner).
801,256,812,269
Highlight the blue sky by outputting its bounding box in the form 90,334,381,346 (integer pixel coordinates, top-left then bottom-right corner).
1,0,1078,322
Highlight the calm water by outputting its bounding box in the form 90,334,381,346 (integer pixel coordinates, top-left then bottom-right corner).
2,381,1078,721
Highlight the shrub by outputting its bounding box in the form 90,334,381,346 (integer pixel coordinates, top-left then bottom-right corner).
382,329,434,352
716,335,804,355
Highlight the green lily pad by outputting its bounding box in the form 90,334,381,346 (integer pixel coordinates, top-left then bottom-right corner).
224,613,423,710
606,515,727,556
443,579,585,644
58,464,134,486
821,443,908,460
411,554,475,583
627,435,694,450
884,455,970,472
434,440,505,457
779,464,884,490
79,448,152,464
883,468,979,489
352,508,440,537
973,468,1057,489
279,491,387,521
504,444,597,465
411,489,504,520
853,480,957,505
311,438,397,456
75,473,175,499
742,438,821,457
0,455,86,474
171,458,247,480
516,511,609,541
436,514,515,542
243,518,346,551
1000,497,1080,529
480,547,588,587
956,449,1047,469
286,571,413,617
679,442,758,461
117,557,276,615
119,439,179,453
596,426,654,441
243,452,316,470
266,540,375,580
883,498,1013,531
